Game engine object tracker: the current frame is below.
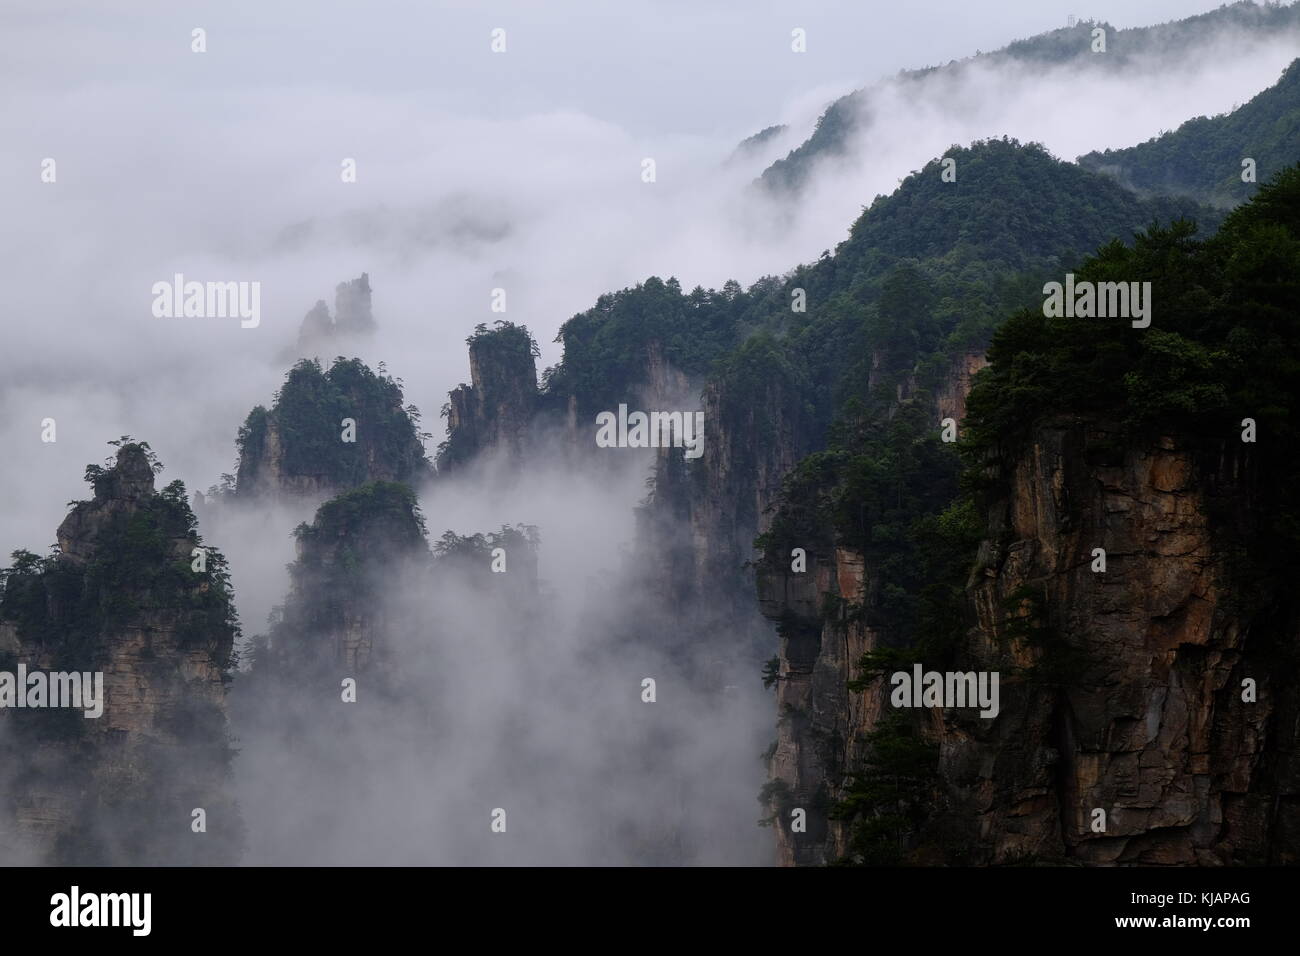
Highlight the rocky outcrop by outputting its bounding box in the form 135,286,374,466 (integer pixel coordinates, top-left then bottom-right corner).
436,318,814,683
638,340,693,409
437,323,539,471
439,321,710,473
334,273,376,334
0,443,240,865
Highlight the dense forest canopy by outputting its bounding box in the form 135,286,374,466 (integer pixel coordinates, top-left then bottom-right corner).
543,139,1218,440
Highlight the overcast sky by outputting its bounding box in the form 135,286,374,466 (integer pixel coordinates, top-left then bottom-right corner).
0,0,1254,136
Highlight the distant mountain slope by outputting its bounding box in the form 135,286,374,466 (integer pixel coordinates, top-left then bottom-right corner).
729,123,788,163
824,138,1213,293
1078,59,1300,207
756,1,1300,194
718,138,1220,444
518,138,1219,462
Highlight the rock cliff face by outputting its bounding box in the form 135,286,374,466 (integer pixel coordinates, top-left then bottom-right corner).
689,369,817,593
758,416,1300,865
439,328,539,470
632,350,816,676
935,351,989,426
0,443,240,865
954,424,1296,865
637,339,694,410
442,315,1291,868
881,348,989,424
758,545,879,865
437,325,703,475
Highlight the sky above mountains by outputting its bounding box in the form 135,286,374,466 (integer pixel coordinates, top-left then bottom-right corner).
1,0,1255,135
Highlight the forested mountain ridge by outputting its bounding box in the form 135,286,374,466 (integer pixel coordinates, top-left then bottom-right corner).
756,1,1300,195
519,138,1216,457
1079,58,1300,207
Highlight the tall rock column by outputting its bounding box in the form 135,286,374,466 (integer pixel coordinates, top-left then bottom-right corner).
0,442,241,865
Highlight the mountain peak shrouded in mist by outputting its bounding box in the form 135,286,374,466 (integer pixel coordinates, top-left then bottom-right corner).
728,123,791,167
233,356,430,501
294,273,377,359
298,479,428,552
334,273,376,334
241,480,431,688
